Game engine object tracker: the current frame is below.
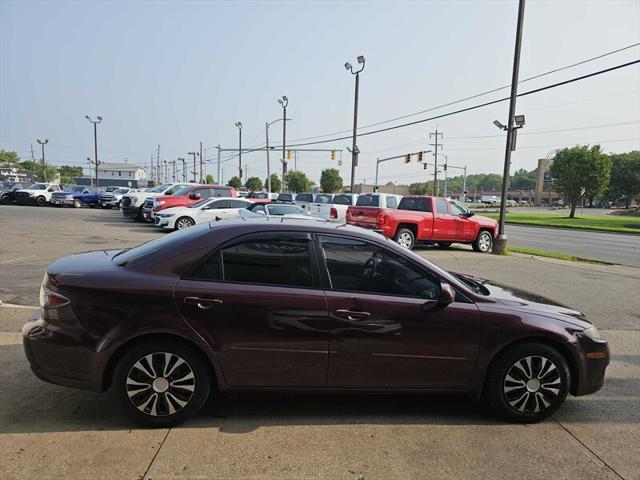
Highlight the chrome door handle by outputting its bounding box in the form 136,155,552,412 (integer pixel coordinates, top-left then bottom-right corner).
335,309,371,321
184,297,223,310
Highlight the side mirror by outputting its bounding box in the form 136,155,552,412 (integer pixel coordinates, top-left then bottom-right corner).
462,211,475,218
439,283,455,305
190,193,201,200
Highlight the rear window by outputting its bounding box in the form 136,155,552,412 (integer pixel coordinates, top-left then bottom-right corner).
314,194,333,204
296,193,313,202
356,195,379,207
277,193,293,202
332,194,352,205
399,197,430,212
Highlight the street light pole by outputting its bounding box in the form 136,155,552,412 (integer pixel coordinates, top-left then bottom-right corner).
178,158,186,182
345,56,365,193
36,139,48,181
188,152,197,182
85,115,102,187
234,122,243,182
266,116,292,194
277,97,288,189
494,0,526,255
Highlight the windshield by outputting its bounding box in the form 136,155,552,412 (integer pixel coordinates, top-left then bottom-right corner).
69,185,85,193
147,183,172,193
173,186,193,196
268,204,306,215
26,183,47,190
113,188,129,194
191,198,214,208
1,182,15,188
452,273,489,296
356,195,379,207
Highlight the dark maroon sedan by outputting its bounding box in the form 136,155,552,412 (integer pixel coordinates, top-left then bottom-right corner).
23,219,609,426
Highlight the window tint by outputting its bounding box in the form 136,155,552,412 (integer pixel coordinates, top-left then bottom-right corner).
399,197,430,212
320,236,441,299
314,194,333,204
208,199,229,209
222,238,312,287
277,193,293,202
193,188,211,199
296,193,313,202
386,196,398,209
268,204,303,215
213,187,230,197
187,250,222,281
356,195,379,207
229,199,249,208
436,199,449,214
450,201,467,215
332,194,352,205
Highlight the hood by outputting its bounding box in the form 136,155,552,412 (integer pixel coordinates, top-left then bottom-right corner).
469,214,498,227
456,273,591,329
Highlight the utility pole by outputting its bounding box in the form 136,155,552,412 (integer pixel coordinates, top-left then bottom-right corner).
30,143,35,162
178,158,186,182
494,0,526,255
216,145,221,185
85,115,102,187
188,152,197,182
150,154,154,183
156,145,161,183
265,122,271,193
429,129,443,196
345,56,365,193
163,160,168,182
234,122,243,181
170,160,176,182
199,141,203,182
36,139,48,182
278,96,288,189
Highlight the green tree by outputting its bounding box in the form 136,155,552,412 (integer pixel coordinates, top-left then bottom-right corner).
264,173,282,193
284,171,312,193
0,150,21,165
550,145,612,218
319,168,343,193
510,168,536,189
245,176,263,191
58,165,83,184
227,176,242,189
606,151,640,208
205,174,215,184
409,182,429,195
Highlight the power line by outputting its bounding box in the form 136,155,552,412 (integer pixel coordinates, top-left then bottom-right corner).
287,43,640,143
276,59,639,148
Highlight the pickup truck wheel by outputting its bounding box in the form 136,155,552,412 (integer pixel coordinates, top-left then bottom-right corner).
437,242,452,249
36,196,47,207
1,194,11,205
473,230,493,253
175,217,195,230
395,228,415,250
135,207,145,222
73,199,82,208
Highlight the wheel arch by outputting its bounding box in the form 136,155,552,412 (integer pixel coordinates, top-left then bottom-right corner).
101,331,218,392
396,222,418,239
474,335,580,400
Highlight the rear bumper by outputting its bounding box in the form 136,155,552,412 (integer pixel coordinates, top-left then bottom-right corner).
22,312,105,392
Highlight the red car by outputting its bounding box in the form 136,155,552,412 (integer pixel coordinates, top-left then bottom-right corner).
347,195,497,252
152,184,238,214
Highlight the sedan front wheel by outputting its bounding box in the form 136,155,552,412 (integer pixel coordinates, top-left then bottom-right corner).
175,216,195,230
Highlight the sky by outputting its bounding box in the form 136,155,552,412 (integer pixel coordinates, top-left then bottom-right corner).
1,0,639,186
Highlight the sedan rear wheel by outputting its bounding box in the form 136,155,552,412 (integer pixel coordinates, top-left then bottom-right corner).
485,343,570,423
114,340,211,427
176,216,195,230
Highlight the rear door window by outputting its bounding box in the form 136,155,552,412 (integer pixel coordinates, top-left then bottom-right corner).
213,187,231,197
356,195,379,207
399,198,430,212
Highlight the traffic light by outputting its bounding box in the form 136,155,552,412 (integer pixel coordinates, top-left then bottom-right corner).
417,151,423,162
443,164,447,171
404,154,411,164
331,150,336,160
287,150,292,160
423,163,428,170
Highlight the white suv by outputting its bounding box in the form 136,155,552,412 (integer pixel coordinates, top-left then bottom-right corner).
121,183,191,221
14,183,61,206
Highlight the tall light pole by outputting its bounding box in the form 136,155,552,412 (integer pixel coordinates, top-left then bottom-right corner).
188,152,198,182
277,96,288,188
85,115,102,187
265,116,292,193
234,122,243,182
178,157,186,182
36,139,48,181
345,55,365,193
494,0,526,255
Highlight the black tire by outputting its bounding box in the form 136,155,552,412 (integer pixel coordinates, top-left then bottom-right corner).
1,194,11,205
437,242,452,249
175,216,195,230
135,207,144,222
472,230,493,253
394,228,415,250
36,196,47,207
113,339,211,427
484,343,570,423
73,199,82,208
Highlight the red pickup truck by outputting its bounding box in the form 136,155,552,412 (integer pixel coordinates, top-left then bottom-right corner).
150,184,238,215
346,195,497,252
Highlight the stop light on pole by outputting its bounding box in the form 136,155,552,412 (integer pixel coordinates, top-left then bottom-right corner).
423,163,428,170
404,154,411,164
287,150,292,160
417,151,423,162
443,164,447,171
331,150,336,160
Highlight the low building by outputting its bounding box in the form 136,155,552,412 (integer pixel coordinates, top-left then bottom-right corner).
97,162,148,182
0,165,37,184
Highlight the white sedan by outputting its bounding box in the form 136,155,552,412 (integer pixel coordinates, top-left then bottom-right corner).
154,197,253,230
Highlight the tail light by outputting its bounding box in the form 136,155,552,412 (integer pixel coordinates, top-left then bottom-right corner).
330,207,338,219
39,276,69,309
377,212,386,226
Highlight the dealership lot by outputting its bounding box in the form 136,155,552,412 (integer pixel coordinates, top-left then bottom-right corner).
0,205,639,480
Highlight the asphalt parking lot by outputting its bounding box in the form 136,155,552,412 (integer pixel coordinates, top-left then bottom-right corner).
0,205,639,480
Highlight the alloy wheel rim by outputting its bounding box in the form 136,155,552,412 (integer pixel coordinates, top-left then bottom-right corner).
503,355,561,414
479,233,491,251
177,218,193,229
126,352,196,417
397,233,412,248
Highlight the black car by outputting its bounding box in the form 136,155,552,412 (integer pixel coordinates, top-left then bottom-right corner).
0,181,26,204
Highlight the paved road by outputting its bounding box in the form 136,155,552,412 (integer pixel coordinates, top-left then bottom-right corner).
505,224,640,268
1,205,639,480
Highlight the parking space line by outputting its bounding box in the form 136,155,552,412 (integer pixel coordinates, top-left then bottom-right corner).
0,255,37,264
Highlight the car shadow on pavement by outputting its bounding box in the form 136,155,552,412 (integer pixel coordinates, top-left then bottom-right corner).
81,214,160,234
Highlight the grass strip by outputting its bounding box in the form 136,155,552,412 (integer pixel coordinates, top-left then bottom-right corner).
482,212,640,234
507,246,616,265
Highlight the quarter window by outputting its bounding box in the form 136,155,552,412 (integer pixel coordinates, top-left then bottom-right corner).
320,236,441,299
229,199,249,208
